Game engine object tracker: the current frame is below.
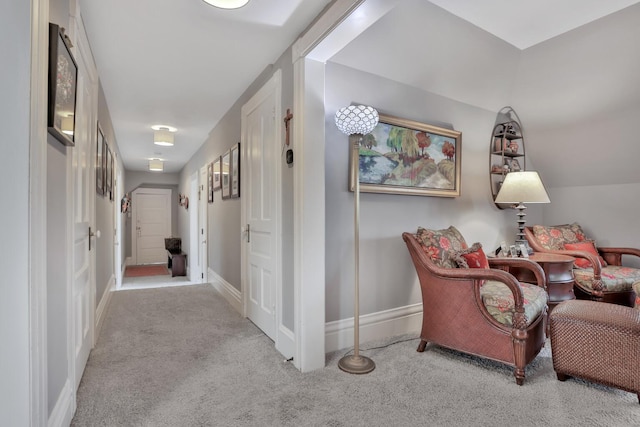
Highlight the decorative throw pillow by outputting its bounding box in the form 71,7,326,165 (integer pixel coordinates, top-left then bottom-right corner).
416,226,468,268
532,223,587,250
453,242,489,269
564,241,607,269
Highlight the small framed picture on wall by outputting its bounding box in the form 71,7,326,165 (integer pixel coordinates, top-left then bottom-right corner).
230,142,240,199
221,150,231,200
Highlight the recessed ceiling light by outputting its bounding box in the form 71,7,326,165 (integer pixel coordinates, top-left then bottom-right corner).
149,159,164,172
202,0,249,10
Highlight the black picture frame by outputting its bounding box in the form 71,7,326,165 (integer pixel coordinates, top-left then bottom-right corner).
47,23,78,146
230,142,240,199
207,162,214,203
96,124,105,195
221,150,231,200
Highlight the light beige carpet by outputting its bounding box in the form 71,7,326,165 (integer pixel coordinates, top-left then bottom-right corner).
72,285,639,426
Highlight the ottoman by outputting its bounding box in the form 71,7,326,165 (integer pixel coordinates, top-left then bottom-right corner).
549,300,640,403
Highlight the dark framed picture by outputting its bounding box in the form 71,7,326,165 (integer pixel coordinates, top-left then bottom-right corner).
221,150,231,200
213,157,221,190
230,142,240,198
349,113,462,197
110,153,115,201
207,162,214,203
96,124,105,195
105,146,112,198
47,23,78,146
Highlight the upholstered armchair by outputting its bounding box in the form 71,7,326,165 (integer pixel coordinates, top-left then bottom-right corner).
525,223,640,307
403,226,548,385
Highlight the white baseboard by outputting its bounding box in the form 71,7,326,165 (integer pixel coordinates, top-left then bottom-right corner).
95,275,115,339
48,379,74,427
325,303,423,353
208,268,242,314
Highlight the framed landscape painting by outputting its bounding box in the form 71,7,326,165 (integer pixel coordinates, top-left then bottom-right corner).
349,113,462,197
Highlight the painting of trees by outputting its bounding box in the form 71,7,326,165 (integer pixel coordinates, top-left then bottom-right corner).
442,141,455,160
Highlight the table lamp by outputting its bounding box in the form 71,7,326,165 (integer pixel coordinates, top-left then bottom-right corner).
494,171,550,249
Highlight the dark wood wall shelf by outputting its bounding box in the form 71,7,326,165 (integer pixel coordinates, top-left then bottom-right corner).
489,107,526,209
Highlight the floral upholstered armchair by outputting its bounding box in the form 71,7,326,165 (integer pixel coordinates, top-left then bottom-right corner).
403,226,548,385
525,223,640,307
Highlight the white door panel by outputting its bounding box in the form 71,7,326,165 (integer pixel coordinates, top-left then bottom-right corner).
132,188,171,265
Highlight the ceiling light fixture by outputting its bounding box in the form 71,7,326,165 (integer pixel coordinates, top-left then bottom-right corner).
152,126,175,147
202,0,249,9
149,159,164,172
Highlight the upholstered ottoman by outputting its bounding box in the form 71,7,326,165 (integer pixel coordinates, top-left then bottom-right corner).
549,300,640,403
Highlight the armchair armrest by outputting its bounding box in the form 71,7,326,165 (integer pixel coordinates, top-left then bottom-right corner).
597,247,640,266
488,257,546,291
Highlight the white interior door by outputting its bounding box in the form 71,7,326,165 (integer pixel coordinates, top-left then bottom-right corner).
242,71,282,343
199,166,209,283
71,23,97,389
132,188,171,265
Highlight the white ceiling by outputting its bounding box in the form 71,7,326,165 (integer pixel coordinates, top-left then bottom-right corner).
79,0,331,173
428,0,640,50
79,0,639,174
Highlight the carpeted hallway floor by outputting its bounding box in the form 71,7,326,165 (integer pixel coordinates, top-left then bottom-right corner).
71,284,639,426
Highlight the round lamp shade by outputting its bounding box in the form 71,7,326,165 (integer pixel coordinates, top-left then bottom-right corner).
335,105,379,136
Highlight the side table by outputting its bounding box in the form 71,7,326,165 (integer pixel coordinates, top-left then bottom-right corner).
509,253,576,312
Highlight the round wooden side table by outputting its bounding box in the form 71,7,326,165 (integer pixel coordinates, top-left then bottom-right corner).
509,253,576,312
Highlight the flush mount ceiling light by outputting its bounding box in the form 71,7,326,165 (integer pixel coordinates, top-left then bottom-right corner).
152,125,176,147
149,159,164,172
202,0,249,9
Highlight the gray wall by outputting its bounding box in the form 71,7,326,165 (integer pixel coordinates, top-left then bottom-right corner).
0,0,33,420
324,63,542,322
510,4,640,260
180,49,296,329
124,170,179,259
96,82,124,303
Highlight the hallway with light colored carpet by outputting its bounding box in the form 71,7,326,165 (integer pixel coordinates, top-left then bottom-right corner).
72,284,639,426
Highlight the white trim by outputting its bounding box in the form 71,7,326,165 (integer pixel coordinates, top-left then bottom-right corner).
95,275,115,338
325,303,422,353
199,165,208,283
29,0,49,422
124,256,133,268
209,268,242,314
292,57,327,372
291,0,365,61
189,171,200,282
47,379,74,427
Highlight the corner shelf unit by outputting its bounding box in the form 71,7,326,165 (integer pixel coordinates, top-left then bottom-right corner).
490,108,526,209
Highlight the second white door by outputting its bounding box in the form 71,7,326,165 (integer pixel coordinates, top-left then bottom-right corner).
132,188,171,265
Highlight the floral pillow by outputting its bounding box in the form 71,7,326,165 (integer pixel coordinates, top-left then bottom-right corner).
416,226,468,268
564,241,607,269
452,242,489,269
532,223,587,250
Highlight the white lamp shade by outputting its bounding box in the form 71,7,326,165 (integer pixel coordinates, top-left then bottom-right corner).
495,171,550,204
335,105,379,136
202,0,249,9
154,130,174,146
149,159,164,172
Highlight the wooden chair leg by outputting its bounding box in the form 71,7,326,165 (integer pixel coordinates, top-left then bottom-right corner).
556,372,568,381
417,340,428,352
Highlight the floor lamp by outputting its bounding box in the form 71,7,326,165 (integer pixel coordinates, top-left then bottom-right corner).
335,105,379,374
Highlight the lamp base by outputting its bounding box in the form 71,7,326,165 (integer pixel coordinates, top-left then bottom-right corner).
338,354,375,374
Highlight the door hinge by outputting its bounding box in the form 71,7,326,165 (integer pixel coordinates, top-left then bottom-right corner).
246,224,250,243
201,273,204,279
